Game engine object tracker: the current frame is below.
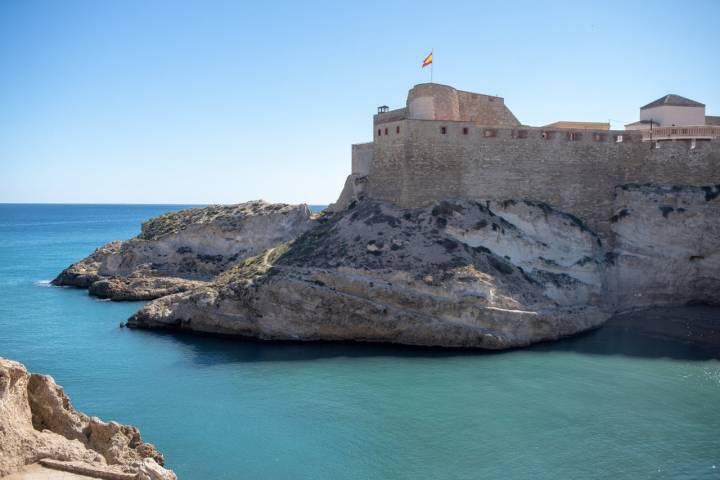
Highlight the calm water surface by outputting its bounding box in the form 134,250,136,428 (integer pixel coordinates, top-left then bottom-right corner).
0,204,718,480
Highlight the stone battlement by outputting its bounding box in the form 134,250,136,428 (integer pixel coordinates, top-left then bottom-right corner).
374,83,519,127
371,121,644,144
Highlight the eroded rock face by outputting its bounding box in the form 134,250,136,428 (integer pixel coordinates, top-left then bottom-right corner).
127,200,610,349
53,201,315,301
608,184,720,310
0,357,176,479
55,184,720,350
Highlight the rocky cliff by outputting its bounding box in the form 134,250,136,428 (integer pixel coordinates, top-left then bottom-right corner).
0,357,176,479
53,201,314,300
127,199,609,348
56,184,720,349
608,184,720,310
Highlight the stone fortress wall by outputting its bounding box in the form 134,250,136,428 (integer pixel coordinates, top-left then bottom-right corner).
346,83,720,241
351,142,374,176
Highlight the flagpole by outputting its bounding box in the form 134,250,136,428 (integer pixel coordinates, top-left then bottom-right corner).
431,49,433,83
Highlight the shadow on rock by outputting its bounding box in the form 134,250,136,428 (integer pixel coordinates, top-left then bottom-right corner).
531,305,720,361
128,306,720,365
133,328,495,365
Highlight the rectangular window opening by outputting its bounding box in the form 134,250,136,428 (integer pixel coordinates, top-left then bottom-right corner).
440,126,447,134
396,126,400,134
462,127,469,135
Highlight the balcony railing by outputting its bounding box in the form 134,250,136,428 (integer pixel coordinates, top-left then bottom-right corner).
642,125,720,141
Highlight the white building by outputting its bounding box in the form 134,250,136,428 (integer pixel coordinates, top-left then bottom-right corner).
625,94,720,142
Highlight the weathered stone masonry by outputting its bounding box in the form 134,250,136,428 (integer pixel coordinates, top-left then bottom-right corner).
338,83,720,242
369,122,720,240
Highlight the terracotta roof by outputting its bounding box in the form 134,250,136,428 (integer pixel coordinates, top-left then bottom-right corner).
641,94,705,110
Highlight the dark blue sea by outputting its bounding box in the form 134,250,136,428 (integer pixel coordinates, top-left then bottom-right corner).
1,204,718,480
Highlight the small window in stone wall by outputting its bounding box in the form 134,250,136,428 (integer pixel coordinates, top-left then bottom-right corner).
514,130,528,139
614,135,623,143
541,131,553,140
384,127,388,135
593,133,607,142
567,132,582,141
440,126,447,134
377,129,381,136
396,126,400,134
463,127,469,135
483,129,497,138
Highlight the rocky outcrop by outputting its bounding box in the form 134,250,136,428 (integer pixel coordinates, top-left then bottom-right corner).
327,174,367,213
0,357,176,479
53,201,314,301
55,183,720,350
127,200,610,349
608,184,720,310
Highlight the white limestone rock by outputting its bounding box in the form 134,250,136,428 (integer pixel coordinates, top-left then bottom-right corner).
0,357,176,479
53,200,315,301
127,200,610,349
55,184,720,350
608,184,720,310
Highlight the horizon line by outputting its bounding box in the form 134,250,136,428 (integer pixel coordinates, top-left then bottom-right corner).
0,201,331,206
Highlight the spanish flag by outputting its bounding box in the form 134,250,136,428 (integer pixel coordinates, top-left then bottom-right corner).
422,52,433,68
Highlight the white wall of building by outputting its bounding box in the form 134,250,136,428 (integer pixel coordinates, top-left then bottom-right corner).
640,105,706,126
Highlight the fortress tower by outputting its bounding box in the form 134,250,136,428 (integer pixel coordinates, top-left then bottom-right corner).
372,83,519,127
404,83,520,124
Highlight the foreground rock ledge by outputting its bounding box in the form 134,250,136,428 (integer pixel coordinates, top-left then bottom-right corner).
0,357,176,480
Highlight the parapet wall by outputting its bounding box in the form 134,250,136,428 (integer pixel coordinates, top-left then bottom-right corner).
455,90,520,126
351,142,374,176
375,83,520,127
366,120,720,241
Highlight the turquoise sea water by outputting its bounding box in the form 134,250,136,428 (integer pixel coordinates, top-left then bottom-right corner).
0,204,718,480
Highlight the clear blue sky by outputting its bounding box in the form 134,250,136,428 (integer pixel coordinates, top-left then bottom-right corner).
1,0,718,205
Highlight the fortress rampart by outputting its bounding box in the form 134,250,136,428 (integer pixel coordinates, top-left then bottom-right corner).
375,83,520,127
351,142,373,176
340,84,720,241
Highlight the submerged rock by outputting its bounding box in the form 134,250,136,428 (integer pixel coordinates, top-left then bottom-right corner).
127,200,609,349
52,200,315,301
0,357,176,479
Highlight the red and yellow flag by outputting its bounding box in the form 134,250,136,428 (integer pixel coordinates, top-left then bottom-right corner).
421,52,433,68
